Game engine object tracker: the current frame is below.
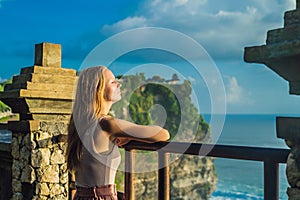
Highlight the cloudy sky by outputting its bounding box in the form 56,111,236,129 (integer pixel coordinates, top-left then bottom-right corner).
0,0,299,114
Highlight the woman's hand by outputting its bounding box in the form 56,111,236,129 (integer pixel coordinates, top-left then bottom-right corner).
116,137,131,147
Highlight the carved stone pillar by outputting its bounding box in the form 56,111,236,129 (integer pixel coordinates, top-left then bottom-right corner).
244,1,300,199
0,42,76,200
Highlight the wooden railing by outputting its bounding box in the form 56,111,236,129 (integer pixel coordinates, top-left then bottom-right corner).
123,141,290,200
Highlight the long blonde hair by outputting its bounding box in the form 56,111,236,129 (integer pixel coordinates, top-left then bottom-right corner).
66,66,107,172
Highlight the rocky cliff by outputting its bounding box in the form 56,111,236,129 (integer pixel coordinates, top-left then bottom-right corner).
111,73,217,199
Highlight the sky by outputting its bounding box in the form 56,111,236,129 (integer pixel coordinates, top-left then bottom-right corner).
0,0,299,114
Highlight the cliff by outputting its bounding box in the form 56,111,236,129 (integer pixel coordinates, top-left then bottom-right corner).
111,73,217,199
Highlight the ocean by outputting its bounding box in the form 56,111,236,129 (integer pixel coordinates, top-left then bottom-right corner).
206,114,289,200
0,114,290,199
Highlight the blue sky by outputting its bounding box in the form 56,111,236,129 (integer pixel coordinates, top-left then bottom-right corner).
0,0,299,114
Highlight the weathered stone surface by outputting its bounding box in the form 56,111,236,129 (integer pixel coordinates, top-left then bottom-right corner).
31,148,50,167
34,42,62,68
267,25,300,45
11,137,19,159
32,195,48,200
50,149,65,164
20,165,36,183
12,160,21,179
35,183,50,196
37,165,59,183
19,145,30,164
21,65,76,76
49,184,65,197
12,179,21,193
287,187,300,200
37,114,71,122
50,194,67,200
287,145,300,187
25,98,73,114
284,9,300,27
59,163,68,184
40,122,68,135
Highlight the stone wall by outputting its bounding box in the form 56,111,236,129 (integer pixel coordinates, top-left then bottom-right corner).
0,142,12,200
10,122,69,200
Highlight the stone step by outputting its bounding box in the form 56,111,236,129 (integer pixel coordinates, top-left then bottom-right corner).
0,89,74,100
266,24,300,45
11,73,77,85
5,81,76,92
284,10,300,27
277,116,300,141
21,65,76,76
25,98,73,114
0,97,73,114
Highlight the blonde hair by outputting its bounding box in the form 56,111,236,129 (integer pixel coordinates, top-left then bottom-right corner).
66,66,107,172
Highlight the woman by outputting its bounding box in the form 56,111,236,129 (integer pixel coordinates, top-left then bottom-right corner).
66,66,170,200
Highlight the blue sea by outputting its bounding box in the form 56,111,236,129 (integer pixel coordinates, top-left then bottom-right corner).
204,114,290,200
0,114,291,199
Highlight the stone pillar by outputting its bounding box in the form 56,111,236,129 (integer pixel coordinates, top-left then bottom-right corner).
0,42,77,200
244,1,300,199
277,117,300,199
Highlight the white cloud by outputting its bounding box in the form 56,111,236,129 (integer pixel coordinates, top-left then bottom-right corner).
101,16,147,35
226,76,252,105
100,0,294,60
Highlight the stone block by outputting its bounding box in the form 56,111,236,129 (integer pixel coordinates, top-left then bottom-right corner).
12,160,21,179
34,43,61,68
20,165,36,183
50,149,65,164
31,148,50,167
12,178,21,193
49,184,65,197
35,183,50,196
37,165,59,183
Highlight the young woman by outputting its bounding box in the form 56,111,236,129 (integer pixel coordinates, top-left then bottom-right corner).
66,66,170,200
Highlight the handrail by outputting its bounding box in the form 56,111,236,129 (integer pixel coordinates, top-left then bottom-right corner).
123,141,290,200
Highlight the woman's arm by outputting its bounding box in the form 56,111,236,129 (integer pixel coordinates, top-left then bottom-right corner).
100,117,170,143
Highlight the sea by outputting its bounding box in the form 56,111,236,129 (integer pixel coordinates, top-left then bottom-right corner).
204,114,290,200
0,114,291,199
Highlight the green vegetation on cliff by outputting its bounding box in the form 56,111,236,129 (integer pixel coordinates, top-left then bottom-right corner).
112,73,216,198
112,73,209,142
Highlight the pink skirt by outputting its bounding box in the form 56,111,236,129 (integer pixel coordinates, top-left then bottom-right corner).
74,184,123,200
